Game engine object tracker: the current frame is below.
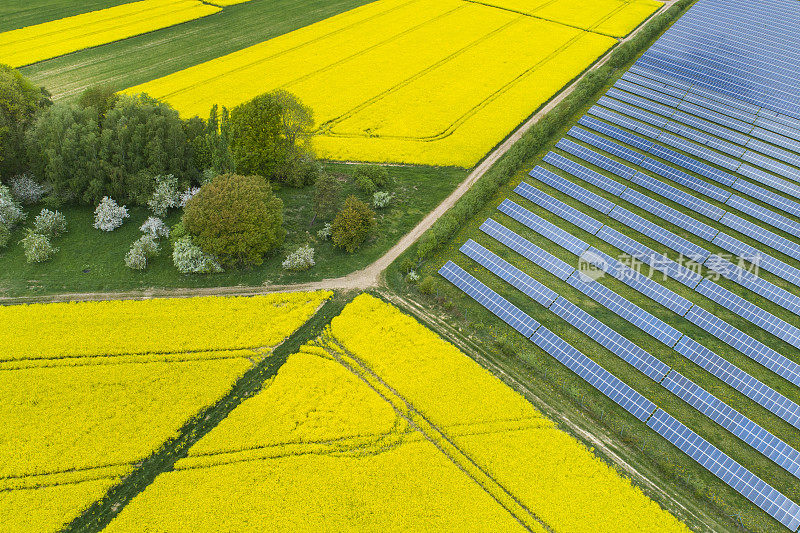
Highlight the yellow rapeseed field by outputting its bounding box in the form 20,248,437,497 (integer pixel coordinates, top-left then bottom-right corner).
0,0,221,68
121,0,654,167
0,291,332,361
0,291,330,533
478,0,662,37
103,294,688,532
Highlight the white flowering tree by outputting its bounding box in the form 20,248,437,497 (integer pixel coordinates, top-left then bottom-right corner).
33,209,67,237
94,197,129,231
172,236,223,274
282,245,315,271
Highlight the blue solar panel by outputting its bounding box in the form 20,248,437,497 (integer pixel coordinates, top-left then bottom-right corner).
731,178,800,219
628,172,725,221
672,109,751,146
568,127,646,166
609,206,711,262
579,115,656,152
719,212,800,262
497,199,590,257
530,327,657,422
656,132,742,172
725,194,800,237
695,279,800,349
543,151,627,196
751,127,800,155
661,370,800,480
460,239,557,308
479,218,575,281
580,247,693,316
737,164,800,201
677,100,754,134
596,225,703,288
745,138,800,169
648,143,738,185
528,166,615,214
712,232,800,289
621,71,688,99
704,254,800,317
620,188,719,242
684,304,800,387
613,79,684,108
639,157,731,202
549,296,670,382
567,270,683,347
438,261,540,338
647,409,800,531
674,336,800,432
682,91,759,124
743,151,800,183
605,87,679,120
555,138,637,181
597,96,669,128
513,182,603,235
587,105,663,139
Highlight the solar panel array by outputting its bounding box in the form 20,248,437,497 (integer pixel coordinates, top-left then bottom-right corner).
438,0,800,527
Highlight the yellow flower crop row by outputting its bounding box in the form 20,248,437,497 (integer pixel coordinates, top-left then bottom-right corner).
207,0,252,5
101,295,688,531
0,354,254,532
0,0,221,68
476,0,662,37
122,0,627,167
0,291,332,361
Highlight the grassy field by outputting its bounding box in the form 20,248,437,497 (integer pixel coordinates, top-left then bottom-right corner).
18,0,376,100
386,35,800,533
0,0,133,32
0,163,465,297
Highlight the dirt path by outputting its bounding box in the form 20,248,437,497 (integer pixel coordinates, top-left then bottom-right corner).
1,1,678,306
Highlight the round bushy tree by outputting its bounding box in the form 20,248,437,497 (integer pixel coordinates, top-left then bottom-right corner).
182,174,284,267
331,195,375,253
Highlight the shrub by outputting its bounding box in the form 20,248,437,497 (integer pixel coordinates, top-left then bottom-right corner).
418,276,437,295
20,231,57,263
178,186,201,208
33,209,66,237
0,222,9,249
354,175,376,196
93,197,129,231
0,184,26,228
372,191,394,209
353,164,393,189
147,174,180,217
125,234,160,270
282,244,315,271
317,222,332,240
312,173,341,222
172,236,223,274
9,173,47,205
182,174,285,267
331,195,375,253
140,216,170,239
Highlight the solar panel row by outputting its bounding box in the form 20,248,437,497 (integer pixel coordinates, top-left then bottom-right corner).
580,247,693,316
674,336,800,432
609,206,710,262
549,296,671,382
629,171,725,220
543,151,627,196
712,232,800,288
528,166,615,214
647,409,800,531
719,212,800,262
620,188,720,242
731,178,800,219
725,194,800,237
531,327,658,422
513,182,604,235
479,218,575,281
438,261,540,338
661,370,800,479
498,199,590,257
459,239,558,307
566,270,683,347
695,279,800,349
684,305,800,387
556,138,636,180
704,254,800,317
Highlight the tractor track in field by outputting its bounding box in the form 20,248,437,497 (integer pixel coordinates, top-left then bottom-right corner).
0,0,678,307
